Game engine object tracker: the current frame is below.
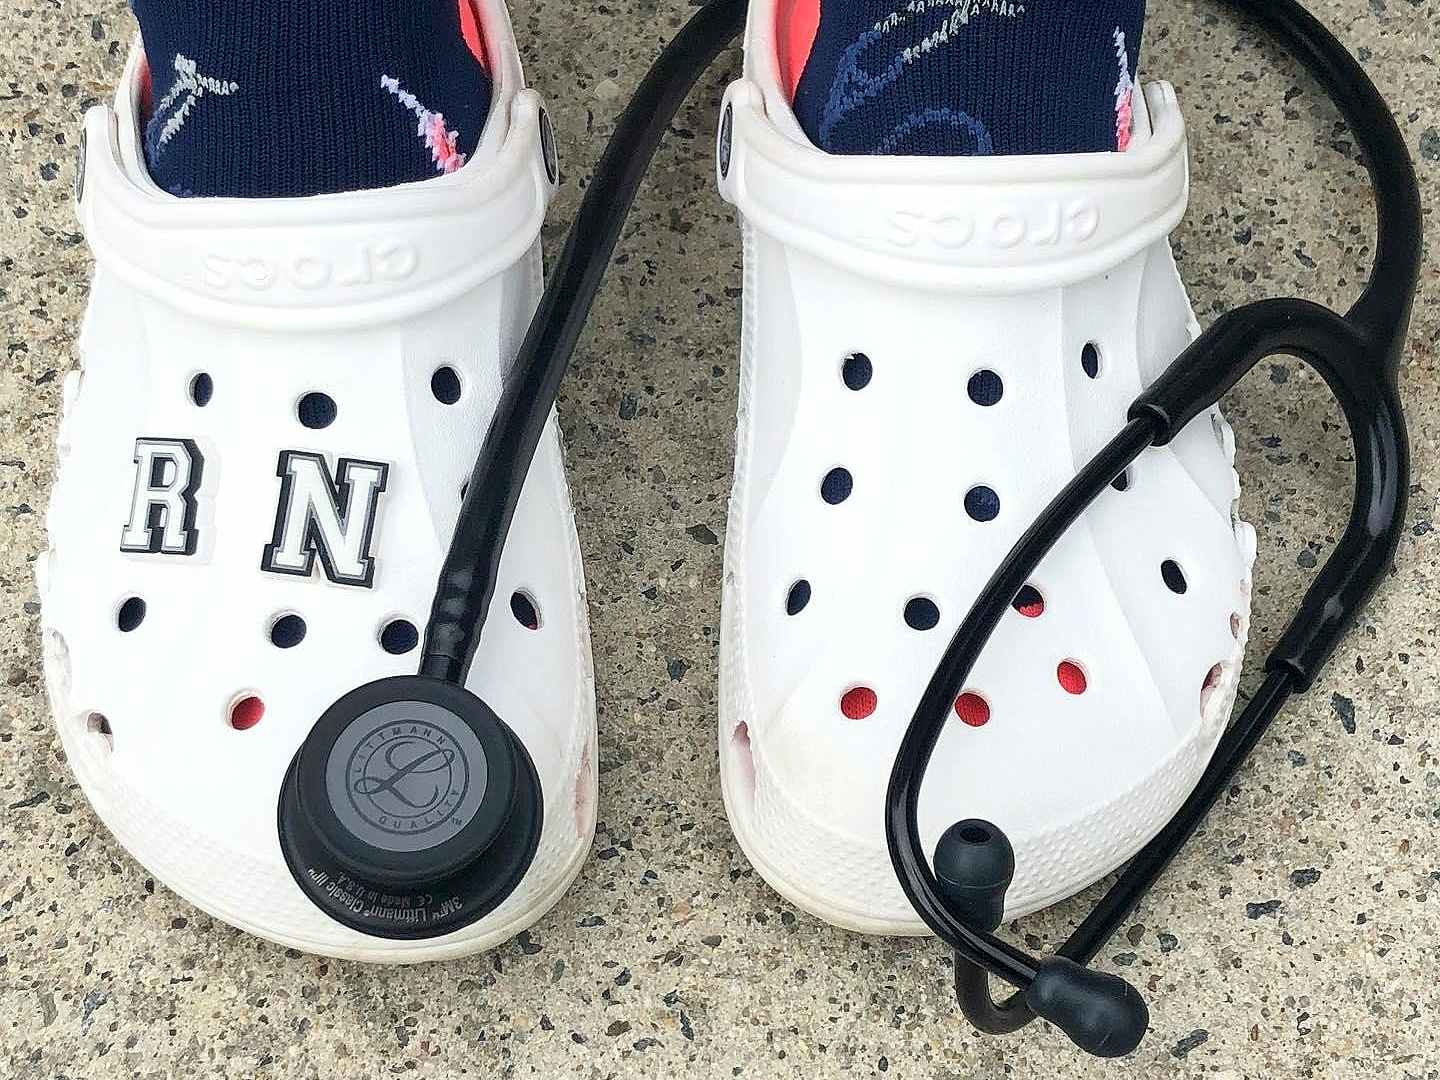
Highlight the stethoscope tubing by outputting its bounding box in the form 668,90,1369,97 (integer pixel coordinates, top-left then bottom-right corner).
415,0,1420,1055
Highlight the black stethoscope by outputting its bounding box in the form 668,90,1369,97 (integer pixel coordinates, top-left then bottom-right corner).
277,0,1421,1057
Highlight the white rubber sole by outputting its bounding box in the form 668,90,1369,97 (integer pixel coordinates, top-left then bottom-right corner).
718,464,926,937
718,712,924,937
718,564,1253,938
199,805,593,963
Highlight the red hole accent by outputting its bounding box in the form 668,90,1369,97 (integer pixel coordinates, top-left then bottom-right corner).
840,686,877,720
1230,612,1242,639
230,695,264,730
1013,585,1045,618
954,692,991,727
1057,661,1087,695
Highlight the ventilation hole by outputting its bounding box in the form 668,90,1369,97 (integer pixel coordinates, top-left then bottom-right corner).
729,722,757,800
1012,585,1044,618
967,369,1003,406
840,686,877,720
959,824,991,844
964,485,1000,522
1057,661,1088,695
116,597,146,633
86,712,113,750
297,391,337,429
1201,662,1225,714
1161,560,1188,594
1210,412,1227,451
431,366,463,404
904,597,940,631
189,372,213,407
229,695,264,730
1081,342,1101,379
460,481,469,502
821,467,853,505
573,745,595,834
1230,612,1242,639
380,619,420,655
841,353,873,390
47,630,72,699
510,590,541,630
954,692,991,728
269,613,307,649
1111,470,1130,492
786,580,811,615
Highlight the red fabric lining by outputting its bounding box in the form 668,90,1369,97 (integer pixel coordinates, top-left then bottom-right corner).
777,0,821,102
840,686,877,720
138,54,153,120
1013,585,1045,619
230,695,265,730
1057,661,1088,696
954,692,990,728
459,0,488,70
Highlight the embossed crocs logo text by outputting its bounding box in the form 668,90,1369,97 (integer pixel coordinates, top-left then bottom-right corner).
200,243,420,292
877,199,1100,252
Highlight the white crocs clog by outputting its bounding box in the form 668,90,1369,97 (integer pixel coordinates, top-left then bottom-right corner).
39,0,595,962
715,2,1256,934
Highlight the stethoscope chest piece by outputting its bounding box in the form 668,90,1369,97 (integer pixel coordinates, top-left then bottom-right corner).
278,676,542,939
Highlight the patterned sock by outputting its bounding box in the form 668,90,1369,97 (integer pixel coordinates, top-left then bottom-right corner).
130,0,493,198
781,0,1146,157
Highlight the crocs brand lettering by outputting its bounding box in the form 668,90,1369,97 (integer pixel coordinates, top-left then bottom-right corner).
200,243,420,293
261,452,390,588
881,200,1100,251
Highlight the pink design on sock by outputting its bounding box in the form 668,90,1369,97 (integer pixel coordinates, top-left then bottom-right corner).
381,75,468,175
1113,28,1135,151
429,114,465,173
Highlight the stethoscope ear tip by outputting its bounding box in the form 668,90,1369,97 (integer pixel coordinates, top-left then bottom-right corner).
933,819,1016,934
277,676,543,939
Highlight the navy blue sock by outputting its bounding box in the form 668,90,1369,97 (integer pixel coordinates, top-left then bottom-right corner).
130,0,493,198
786,0,1145,157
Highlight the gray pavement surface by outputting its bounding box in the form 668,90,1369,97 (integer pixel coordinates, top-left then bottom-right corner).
2,1,1438,1076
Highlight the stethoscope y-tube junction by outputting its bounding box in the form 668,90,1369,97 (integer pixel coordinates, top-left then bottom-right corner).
401,0,1418,1054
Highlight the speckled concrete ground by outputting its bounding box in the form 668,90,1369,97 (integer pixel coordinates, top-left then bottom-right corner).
2,1,1438,1077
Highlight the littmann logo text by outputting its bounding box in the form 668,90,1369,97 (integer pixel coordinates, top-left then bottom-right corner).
325,700,490,854
879,200,1101,252
352,737,459,816
346,726,469,842
200,242,420,292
